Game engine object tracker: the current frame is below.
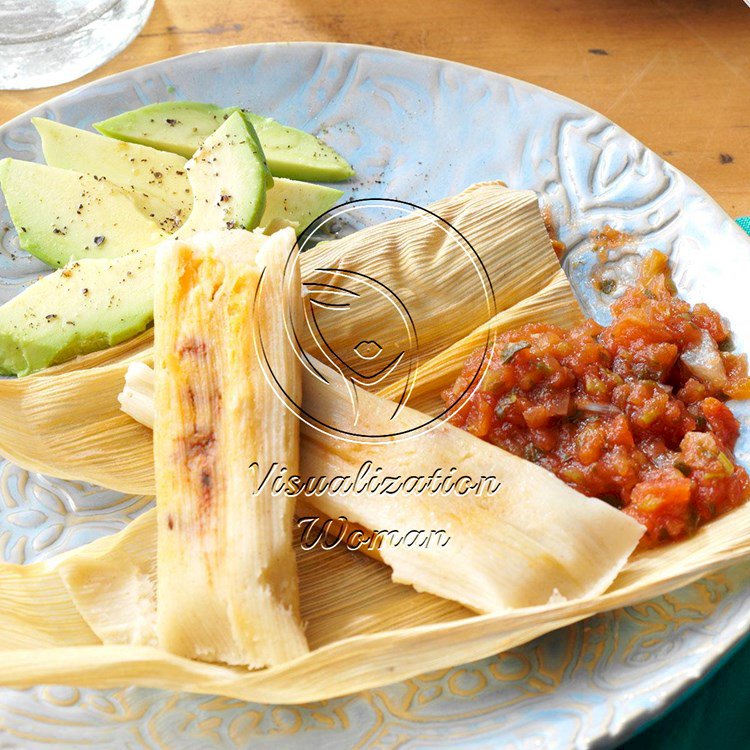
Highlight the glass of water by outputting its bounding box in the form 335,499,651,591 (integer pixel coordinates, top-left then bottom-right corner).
0,0,155,90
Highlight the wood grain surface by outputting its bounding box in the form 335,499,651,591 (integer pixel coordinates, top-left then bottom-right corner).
1,0,748,215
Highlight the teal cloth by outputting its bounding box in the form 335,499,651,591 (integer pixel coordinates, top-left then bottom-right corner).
618,634,750,749
617,216,750,749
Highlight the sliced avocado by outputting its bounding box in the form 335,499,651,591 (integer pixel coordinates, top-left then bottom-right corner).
247,112,353,183
0,159,167,268
0,249,155,377
34,118,191,232
176,111,270,237
0,112,269,275
262,178,342,233
35,117,340,236
0,115,276,375
94,101,355,183
95,102,226,158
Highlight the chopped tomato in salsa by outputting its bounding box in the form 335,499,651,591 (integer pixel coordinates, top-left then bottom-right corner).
444,245,750,545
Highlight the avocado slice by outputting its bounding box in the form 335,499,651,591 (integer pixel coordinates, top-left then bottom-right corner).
0,113,273,375
34,117,191,233
33,118,341,236
0,112,270,270
0,249,155,377
94,101,355,183
263,178,342,233
0,159,168,268
176,111,270,237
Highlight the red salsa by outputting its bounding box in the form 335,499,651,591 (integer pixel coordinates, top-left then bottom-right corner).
444,244,750,545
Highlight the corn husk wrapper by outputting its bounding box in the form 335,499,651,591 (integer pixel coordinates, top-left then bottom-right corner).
0,500,747,703
294,182,559,387
0,183,748,702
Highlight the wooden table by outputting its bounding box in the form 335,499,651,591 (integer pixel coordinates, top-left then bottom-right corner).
1,0,749,216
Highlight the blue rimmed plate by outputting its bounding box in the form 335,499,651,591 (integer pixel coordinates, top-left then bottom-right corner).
1,42,750,749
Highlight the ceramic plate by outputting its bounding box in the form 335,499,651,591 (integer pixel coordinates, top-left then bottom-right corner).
2,42,750,749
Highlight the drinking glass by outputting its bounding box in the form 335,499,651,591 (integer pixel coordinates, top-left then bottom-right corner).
0,0,155,90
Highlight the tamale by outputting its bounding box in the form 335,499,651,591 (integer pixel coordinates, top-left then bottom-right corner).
153,228,308,667
122,358,643,612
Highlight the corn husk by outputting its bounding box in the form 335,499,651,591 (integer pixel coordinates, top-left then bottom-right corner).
0,183,749,702
0,557,98,649
0,356,155,494
0,500,747,703
295,182,560,386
